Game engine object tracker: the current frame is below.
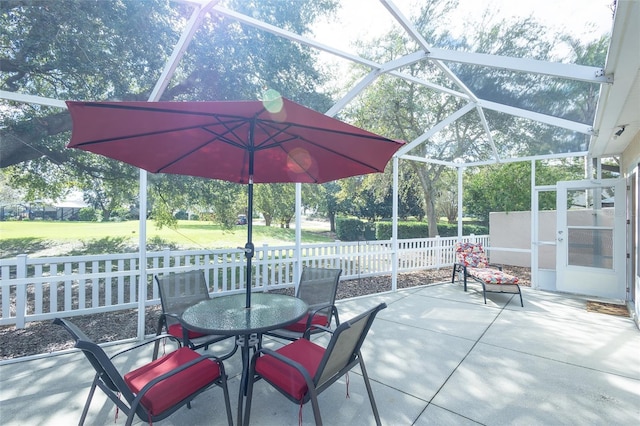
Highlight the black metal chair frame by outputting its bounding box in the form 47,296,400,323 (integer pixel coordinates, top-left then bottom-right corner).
244,302,387,426
154,270,234,359
451,245,523,307
53,317,233,426
265,266,342,341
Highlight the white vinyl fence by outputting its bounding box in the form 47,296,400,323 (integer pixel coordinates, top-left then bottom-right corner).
1,235,489,328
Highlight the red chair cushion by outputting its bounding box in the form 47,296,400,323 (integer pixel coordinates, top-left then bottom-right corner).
283,313,329,333
167,323,208,339
255,338,325,401
124,347,220,416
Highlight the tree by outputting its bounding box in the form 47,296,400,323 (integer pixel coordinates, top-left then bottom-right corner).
345,0,607,235
254,183,295,228
463,160,584,223
348,18,488,233
334,175,381,220
435,169,458,224
310,182,341,232
150,176,244,229
1,0,337,222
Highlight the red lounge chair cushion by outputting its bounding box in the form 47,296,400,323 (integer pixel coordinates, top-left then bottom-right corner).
283,313,329,332
124,347,220,416
167,323,208,339
255,338,325,401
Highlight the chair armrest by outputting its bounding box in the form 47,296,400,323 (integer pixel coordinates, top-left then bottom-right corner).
306,303,332,325
302,324,333,340
155,311,182,334
308,303,340,325
159,312,198,347
111,334,182,360
454,262,468,274
155,315,166,336
328,305,340,327
308,303,331,316
162,312,182,322
488,263,503,271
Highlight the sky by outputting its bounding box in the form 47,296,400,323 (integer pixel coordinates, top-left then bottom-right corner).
312,0,615,52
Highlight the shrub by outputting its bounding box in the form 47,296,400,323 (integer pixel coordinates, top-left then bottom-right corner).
78,207,99,222
376,222,428,239
436,222,488,236
335,218,364,241
69,236,133,255
363,222,376,240
174,210,189,220
146,236,180,251
110,207,133,221
375,221,488,239
436,223,456,237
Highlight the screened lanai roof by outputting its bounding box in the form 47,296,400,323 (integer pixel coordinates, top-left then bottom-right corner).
1,0,638,167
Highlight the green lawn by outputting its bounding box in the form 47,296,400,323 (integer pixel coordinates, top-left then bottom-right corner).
0,220,333,257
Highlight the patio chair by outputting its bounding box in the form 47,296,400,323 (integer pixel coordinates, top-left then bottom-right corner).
451,242,523,306
243,302,387,426
265,267,342,341
153,270,232,359
53,317,233,426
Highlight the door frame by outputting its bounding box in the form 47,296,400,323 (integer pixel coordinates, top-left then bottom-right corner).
555,178,626,300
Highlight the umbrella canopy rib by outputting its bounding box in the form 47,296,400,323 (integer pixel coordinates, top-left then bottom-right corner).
251,123,389,173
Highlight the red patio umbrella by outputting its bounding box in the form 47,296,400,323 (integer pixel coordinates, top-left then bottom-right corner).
66,97,404,307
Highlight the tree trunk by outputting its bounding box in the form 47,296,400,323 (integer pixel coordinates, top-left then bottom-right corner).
410,162,441,237
425,192,438,237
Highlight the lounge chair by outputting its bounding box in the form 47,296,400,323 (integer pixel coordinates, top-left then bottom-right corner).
451,242,523,306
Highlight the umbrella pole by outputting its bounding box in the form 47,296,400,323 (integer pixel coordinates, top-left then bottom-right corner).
244,180,254,309
244,123,257,308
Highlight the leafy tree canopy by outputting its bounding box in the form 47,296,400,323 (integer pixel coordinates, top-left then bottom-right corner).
1,0,337,226
463,160,584,223
343,0,608,234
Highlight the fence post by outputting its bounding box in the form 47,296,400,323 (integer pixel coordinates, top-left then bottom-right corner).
15,254,27,329
162,249,171,273
435,236,442,269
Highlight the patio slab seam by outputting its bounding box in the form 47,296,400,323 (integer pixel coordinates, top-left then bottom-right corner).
403,302,507,425
475,337,640,382
419,402,485,425
497,299,639,331
390,282,509,307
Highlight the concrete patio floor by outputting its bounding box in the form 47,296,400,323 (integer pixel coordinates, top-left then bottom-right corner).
1,281,639,425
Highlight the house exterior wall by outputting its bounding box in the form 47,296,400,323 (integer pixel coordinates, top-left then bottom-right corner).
621,131,639,326
489,210,555,269
621,132,640,175
490,208,618,270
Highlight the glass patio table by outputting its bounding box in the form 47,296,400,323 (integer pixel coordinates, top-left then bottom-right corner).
181,292,308,424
